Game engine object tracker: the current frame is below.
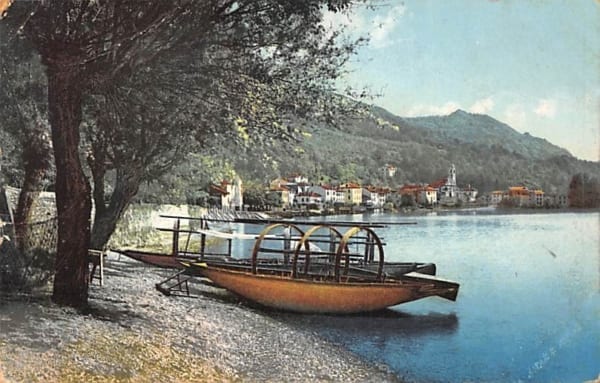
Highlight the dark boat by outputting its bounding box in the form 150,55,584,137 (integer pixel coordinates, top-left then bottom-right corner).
115,248,437,278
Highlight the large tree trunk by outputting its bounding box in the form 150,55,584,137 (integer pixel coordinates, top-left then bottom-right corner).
47,65,92,308
90,167,142,250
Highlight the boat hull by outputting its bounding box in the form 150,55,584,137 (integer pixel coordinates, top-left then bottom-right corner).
116,249,437,277
189,264,457,314
116,249,192,268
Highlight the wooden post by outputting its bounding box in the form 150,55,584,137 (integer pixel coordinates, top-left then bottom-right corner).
283,225,291,265
88,249,104,286
329,230,336,264
172,219,180,257
200,233,206,260
363,232,370,263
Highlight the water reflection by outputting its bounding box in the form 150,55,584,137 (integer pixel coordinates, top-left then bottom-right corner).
275,309,457,336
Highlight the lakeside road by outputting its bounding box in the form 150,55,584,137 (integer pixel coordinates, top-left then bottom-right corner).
0,253,400,383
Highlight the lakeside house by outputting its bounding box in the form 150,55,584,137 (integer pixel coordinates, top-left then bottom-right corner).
362,186,388,209
383,164,397,178
295,192,323,210
339,183,362,206
209,177,244,210
308,184,339,205
419,186,438,205
267,184,290,208
480,185,571,208
268,175,311,208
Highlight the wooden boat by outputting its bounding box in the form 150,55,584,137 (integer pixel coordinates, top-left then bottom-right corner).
115,248,437,277
114,216,437,278
116,249,191,269
179,223,459,314
183,262,458,314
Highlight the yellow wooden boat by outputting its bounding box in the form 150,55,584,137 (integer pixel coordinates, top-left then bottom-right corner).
184,262,457,314
181,223,459,314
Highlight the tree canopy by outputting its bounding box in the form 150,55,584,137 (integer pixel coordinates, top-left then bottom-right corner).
2,0,370,307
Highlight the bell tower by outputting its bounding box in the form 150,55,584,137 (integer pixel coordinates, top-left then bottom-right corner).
448,164,457,187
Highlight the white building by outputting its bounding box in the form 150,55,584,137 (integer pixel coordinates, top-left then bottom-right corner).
362,186,389,208
309,185,338,205
418,186,438,205
295,192,323,209
383,164,397,178
209,180,241,209
460,185,479,203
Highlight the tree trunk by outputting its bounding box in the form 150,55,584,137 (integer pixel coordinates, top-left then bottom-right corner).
90,167,142,250
47,65,92,308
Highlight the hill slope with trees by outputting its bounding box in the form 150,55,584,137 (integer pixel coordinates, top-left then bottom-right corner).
228,105,599,195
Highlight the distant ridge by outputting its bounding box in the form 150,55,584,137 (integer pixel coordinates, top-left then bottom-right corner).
391,108,571,160
240,103,600,194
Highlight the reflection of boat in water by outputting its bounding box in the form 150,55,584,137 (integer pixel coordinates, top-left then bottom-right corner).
116,216,459,314
274,310,459,338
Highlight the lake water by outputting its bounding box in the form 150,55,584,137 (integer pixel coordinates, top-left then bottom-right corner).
256,210,599,383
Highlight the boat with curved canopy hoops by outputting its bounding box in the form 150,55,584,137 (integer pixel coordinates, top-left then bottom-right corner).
179,222,459,314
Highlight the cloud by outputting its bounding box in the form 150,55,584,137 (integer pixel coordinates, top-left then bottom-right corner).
405,101,462,117
321,8,366,40
533,99,557,118
322,5,405,49
469,97,494,114
369,5,406,48
504,104,527,128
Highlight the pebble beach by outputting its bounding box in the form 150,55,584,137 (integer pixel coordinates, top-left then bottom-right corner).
0,252,400,382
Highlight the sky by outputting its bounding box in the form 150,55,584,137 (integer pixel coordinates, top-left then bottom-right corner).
324,0,600,162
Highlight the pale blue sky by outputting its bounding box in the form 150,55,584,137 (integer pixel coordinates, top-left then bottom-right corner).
326,0,600,161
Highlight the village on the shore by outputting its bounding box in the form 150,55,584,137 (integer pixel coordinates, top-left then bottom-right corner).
209,164,570,216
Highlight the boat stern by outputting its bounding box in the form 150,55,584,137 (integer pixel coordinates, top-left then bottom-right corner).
403,272,460,301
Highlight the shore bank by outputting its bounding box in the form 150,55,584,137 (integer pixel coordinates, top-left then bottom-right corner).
0,253,400,382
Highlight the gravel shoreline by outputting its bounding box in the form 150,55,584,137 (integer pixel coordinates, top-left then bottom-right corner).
0,252,401,382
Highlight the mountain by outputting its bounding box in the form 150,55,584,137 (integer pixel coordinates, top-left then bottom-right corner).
397,109,571,160
237,105,600,195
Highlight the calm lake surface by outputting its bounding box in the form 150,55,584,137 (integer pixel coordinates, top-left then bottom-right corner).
257,210,599,383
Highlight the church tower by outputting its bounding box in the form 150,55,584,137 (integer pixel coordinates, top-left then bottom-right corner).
448,164,457,187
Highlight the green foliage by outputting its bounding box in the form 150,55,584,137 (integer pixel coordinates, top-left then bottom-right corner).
0,17,54,189
243,181,269,209
400,194,416,207
0,239,55,293
568,173,600,208
266,191,283,207
136,154,237,205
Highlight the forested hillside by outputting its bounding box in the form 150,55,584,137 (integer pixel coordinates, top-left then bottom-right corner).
229,106,599,195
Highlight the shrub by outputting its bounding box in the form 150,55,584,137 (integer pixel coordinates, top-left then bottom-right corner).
0,237,55,293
